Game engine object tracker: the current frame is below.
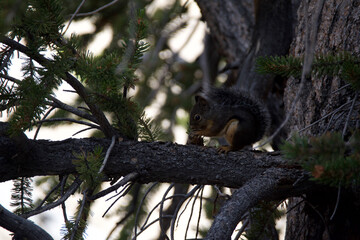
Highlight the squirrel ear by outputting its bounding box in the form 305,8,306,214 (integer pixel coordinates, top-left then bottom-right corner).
195,94,209,107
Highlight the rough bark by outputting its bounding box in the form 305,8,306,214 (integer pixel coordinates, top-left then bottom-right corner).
1,123,308,192
195,0,254,63
1,121,318,239
284,0,360,239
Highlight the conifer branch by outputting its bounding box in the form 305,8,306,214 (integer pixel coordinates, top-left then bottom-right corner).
0,36,116,138
21,178,82,219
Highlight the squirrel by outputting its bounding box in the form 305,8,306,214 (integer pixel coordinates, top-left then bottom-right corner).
189,87,270,153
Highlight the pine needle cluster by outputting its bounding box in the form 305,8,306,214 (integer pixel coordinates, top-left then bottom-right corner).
10,177,34,215
256,52,360,91
281,132,360,187
73,146,104,190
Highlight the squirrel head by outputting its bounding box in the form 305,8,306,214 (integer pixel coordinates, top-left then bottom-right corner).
189,94,218,136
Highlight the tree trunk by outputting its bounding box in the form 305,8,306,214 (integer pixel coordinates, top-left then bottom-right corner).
284,0,360,239
195,0,360,239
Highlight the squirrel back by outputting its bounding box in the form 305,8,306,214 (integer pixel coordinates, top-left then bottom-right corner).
189,87,270,152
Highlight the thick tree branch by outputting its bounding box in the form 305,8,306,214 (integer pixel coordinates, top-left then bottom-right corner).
0,121,316,239
0,123,312,196
0,204,53,240
205,167,299,239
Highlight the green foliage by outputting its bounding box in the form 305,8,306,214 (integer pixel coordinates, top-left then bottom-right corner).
138,112,163,141
256,55,302,78
73,146,104,190
281,131,360,187
1,0,66,133
61,198,90,240
11,0,65,49
256,53,360,91
11,177,34,215
0,0,162,141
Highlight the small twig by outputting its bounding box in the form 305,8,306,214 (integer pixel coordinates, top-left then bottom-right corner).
342,93,358,138
139,194,187,232
34,180,61,210
72,127,96,136
21,177,82,218
330,181,342,220
106,208,134,240
159,183,175,240
234,219,249,240
285,198,306,215
105,181,133,201
131,216,173,240
49,96,98,123
63,0,87,35
170,185,202,239
185,185,203,240
134,182,159,239
37,117,101,129
62,89,77,93
99,135,116,173
89,172,138,200
294,101,352,138
34,107,56,140
60,175,69,223
176,187,197,228
324,108,345,134
106,184,140,240
331,83,351,94
213,185,230,198
70,190,87,240
71,0,120,17
102,183,134,217
0,73,21,84
195,186,204,239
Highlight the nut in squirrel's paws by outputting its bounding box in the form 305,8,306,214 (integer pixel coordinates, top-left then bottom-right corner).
187,132,204,146
217,145,233,154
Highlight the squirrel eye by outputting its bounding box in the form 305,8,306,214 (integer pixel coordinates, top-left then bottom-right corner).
194,114,201,121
